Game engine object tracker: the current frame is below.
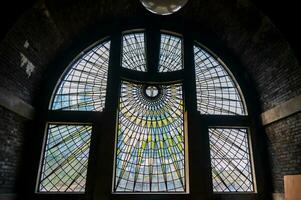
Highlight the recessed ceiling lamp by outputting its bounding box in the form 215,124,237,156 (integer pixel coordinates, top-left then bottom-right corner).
140,0,188,15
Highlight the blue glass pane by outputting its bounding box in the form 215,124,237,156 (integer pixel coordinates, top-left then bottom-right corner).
122,33,146,72
51,41,110,111
159,34,183,72
39,124,92,192
209,128,254,192
194,45,246,115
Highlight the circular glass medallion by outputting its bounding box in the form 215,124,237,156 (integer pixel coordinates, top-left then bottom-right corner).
144,85,160,98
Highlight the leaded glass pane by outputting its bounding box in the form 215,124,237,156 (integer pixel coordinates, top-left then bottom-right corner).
51,41,110,111
122,33,147,71
114,81,186,192
38,124,92,192
194,45,246,115
159,34,183,72
209,128,254,192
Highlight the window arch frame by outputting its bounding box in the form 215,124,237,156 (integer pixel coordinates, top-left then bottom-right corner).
28,24,266,200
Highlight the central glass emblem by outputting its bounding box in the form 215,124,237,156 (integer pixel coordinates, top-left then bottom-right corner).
144,85,161,99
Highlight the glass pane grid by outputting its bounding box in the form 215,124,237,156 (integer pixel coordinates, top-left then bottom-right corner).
122,33,146,71
51,41,110,111
38,124,92,192
194,46,246,115
114,81,186,192
44,31,255,195
159,34,183,72
209,128,254,192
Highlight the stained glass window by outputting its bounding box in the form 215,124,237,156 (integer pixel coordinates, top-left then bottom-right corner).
38,124,92,192
194,45,246,115
159,34,183,72
122,33,147,72
51,41,110,111
114,81,186,192
40,30,257,196
209,128,254,192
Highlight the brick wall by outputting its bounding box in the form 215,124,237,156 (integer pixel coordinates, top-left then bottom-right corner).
0,3,64,105
266,112,301,193
0,106,26,194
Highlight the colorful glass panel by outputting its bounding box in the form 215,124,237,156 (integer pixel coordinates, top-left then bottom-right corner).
122,33,147,71
209,128,254,192
194,45,246,115
39,124,92,192
114,81,186,192
159,34,183,72
51,41,110,111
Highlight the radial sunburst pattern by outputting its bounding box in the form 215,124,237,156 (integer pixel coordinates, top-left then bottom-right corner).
159,34,183,72
51,41,110,111
114,81,186,192
194,45,246,115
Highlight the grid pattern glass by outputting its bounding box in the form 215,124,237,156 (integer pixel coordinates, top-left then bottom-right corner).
114,81,185,192
122,33,146,71
209,128,254,192
159,34,183,72
194,45,246,115
39,124,92,192
51,41,110,111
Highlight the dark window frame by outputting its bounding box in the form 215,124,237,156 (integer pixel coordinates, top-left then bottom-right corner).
26,23,268,200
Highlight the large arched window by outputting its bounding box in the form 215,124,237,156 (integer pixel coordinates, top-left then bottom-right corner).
35,29,256,199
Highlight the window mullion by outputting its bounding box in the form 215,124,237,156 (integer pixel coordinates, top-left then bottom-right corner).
183,35,197,112
145,27,160,74
183,35,215,198
199,114,250,127
93,31,122,197
105,32,122,111
46,110,104,123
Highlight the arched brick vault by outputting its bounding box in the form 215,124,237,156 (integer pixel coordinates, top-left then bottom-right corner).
0,0,300,199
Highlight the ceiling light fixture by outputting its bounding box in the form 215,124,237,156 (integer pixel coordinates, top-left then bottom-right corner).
140,0,188,15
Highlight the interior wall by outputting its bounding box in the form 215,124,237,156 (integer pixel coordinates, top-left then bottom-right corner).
0,0,300,199
265,113,301,193
0,107,26,195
